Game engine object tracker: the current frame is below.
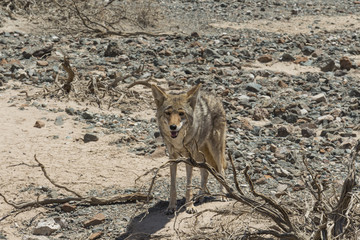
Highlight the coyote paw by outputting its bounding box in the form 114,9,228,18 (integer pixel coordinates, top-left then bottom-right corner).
165,207,176,215
186,206,197,214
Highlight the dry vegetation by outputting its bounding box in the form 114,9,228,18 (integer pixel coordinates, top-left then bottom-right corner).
0,1,359,239
1,0,162,35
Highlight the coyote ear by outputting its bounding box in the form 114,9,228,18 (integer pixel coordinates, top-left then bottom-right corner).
186,84,202,109
151,85,167,108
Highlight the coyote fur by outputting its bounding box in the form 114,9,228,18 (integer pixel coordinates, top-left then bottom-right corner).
151,84,227,214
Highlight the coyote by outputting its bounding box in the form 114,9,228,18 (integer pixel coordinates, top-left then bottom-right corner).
151,84,227,214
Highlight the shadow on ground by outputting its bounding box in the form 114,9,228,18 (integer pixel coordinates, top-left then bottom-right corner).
116,200,174,240
117,197,216,240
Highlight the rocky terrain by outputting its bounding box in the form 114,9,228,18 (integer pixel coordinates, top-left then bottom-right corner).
0,0,360,239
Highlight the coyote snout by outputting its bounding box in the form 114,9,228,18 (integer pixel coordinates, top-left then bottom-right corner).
150,83,227,214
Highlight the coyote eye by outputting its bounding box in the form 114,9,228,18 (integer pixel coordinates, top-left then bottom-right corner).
165,111,171,116
179,112,185,116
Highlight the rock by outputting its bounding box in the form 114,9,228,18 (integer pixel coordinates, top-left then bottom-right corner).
65,107,75,115
203,48,219,59
36,61,49,67
317,114,334,123
301,128,315,138
294,56,308,64
245,82,262,93
84,133,99,143
61,203,76,212
257,54,272,63
276,184,288,192
191,32,200,38
302,46,315,56
104,42,122,57
34,120,45,128
89,232,103,240
269,144,277,152
239,118,253,131
280,53,295,62
253,108,269,121
22,50,32,59
32,46,53,58
33,219,61,236
277,126,291,137
54,116,64,126
278,80,288,88
82,112,94,119
312,93,327,103
274,167,292,178
319,58,335,72
349,89,360,98
285,113,298,123
83,213,106,228
339,56,352,70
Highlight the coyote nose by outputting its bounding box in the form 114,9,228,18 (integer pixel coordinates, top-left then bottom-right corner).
170,125,177,130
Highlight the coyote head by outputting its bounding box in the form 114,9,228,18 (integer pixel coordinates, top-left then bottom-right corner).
151,84,201,139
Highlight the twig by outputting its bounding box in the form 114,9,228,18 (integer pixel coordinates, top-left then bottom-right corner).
34,154,82,198
228,152,244,195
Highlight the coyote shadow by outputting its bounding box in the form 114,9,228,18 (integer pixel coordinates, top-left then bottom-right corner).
116,200,176,240
116,197,215,240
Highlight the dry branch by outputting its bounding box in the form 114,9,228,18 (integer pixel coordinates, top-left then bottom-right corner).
0,155,152,218
61,56,75,93
330,140,358,237
34,154,82,198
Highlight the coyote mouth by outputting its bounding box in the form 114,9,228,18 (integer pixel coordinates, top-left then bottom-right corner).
170,131,179,138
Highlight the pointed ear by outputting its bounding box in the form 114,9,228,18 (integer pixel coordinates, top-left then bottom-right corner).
151,85,167,108
186,84,202,109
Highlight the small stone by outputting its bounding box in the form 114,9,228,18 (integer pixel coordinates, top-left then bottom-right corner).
254,177,267,185
277,184,288,192
278,80,288,88
317,114,334,123
22,51,32,59
104,42,122,57
84,133,99,143
257,54,272,63
61,203,76,212
277,126,290,137
339,56,352,70
280,53,295,62
203,48,219,58
33,219,61,236
34,120,45,128
65,107,75,115
54,116,64,126
245,82,262,93
320,59,335,72
274,167,291,178
294,56,308,64
82,112,93,120
37,61,49,67
302,46,315,56
191,32,200,38
312,93,327,103
349,89,360,97
83,213,106,228
89,232,103,240
301,128,315,138
269,144,277,152
239,118,253,131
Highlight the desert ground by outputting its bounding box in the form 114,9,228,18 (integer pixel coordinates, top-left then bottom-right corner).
0,1,360,239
